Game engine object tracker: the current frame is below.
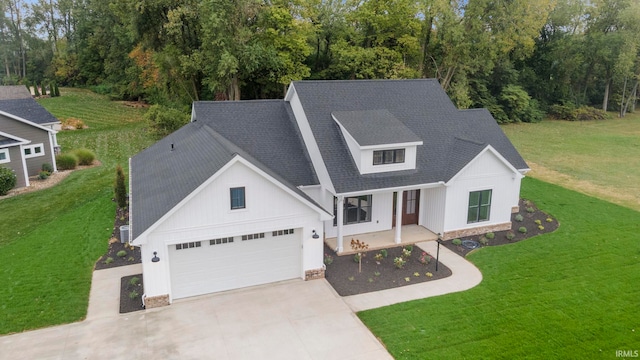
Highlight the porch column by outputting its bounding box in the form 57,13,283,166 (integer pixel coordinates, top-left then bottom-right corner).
336,196,344,252
395,191,402,244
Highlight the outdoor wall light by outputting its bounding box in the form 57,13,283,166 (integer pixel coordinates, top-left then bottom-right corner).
312,230,320,239
151,251,160,263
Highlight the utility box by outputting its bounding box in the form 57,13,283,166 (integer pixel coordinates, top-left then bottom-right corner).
120,225,130,243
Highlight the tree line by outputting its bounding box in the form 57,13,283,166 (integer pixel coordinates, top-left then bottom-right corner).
1,0,638,122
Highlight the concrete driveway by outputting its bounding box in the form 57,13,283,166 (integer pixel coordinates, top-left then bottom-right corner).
0,270,392,360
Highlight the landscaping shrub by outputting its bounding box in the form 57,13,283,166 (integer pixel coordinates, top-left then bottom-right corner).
479,237,489,246
485,232,495,239
548,104,608,121
41,163,53,173
129,276,140,286
117,250,127,257
526,207,535,213
515,214,524,222
56,153,78,170
33,84,40,96
518,226,528,234
104,257,114,264
393,257,406,269
38,171,49,180
353,253,361,263
380,249,388,258
62,117,86,130
0,167,17,195
129,290,139,300
73,148,95,166
452,238,462,246
323,253,333,265
506,231,515,240
114,165,127,208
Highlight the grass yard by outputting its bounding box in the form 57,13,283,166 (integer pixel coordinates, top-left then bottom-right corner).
359,177,640,359
0,88,153,334
502,113,640,212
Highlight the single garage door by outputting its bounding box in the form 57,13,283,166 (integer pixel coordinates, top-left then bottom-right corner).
169,228,301,299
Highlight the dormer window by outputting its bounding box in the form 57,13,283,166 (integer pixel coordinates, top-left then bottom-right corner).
373,149,405,165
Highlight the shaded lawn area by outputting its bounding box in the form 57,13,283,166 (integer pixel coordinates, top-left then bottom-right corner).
358,178,640,359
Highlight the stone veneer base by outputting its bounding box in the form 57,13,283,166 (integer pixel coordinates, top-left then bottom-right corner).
305,268,325,280
443,222,512,240
145,294,170,309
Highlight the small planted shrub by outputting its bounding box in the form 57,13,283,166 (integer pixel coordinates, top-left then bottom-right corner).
348,276,355,281
128,257,135,262
419,252,431,265
62,117,86,130
114,165,127,208
506,231,515,240
73,148,95,165
41,163,53,173
380,249,388,258
404,277,411,282
402,248,412,259
485,232,495,239
129,276,140,286
56,153,78,170
534,219,542,225
452,238,462,246
526,207,535,213
323,253,333,265
404,244,413,252
38,171,49,180
104,257,114,264
538,225,545,230
546,217,553,223
373,271,381,277
426,272,433,278
479,237,489,246
374,253,384,263
353,253,361,263
367,278,374,283
413,272,420,277
515,214,524,222
0,167,17,195
394,256,407,269
129,290,139,300
518,226,528,234
117,250,127,257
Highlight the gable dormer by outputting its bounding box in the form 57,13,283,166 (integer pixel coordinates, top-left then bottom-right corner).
332,109,423,174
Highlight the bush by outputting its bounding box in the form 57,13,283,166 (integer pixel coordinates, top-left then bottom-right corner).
515,214,524,222
73,148,95,165
393,257,406,269
506,231,515,240
0,167,17,195
129,276,140,286
56,153,78,170
144,104,190,138
41,163,53,173
33,84,40,96
380,249,388,258
404,244,413,252
534,219,542,225
452,238,462,246
114,165,127,208
104,257,114,264
518,226,528,234
526,207,535,213
129,290,139,299
353,253,361,263
485,232,495,239
117,250,127,257
38,171,49,180
54,83,60,97
479,237,489,246
549,104,608,121
61,117,86,130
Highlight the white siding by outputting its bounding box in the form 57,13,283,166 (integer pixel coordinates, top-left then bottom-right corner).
421,186,447,235
443,150,519,232
324,192,393,238
141,160,324,299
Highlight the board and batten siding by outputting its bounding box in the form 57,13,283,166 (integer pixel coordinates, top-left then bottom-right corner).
420,186,447,235
140,160,325,299
324,192,393,238
443,150,519,232
0,114,55,176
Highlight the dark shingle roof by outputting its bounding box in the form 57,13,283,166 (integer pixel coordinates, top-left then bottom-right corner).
0,86,60,126
291,79,528,193
332,109,422,146
131,100,321,239
0,137,19,147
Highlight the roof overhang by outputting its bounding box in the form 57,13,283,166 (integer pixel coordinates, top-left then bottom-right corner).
0,109,58,134
0,130,30,148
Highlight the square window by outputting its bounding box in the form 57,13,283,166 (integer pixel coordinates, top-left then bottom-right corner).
260,233,264,238
278,230,283,236
229,237,234,243
34,146,42,154
289,229,294,234
24,148,32,155
373,151,383,165
272,231,277,236
230,187,245,209
176,244,182,250
242,235,247,241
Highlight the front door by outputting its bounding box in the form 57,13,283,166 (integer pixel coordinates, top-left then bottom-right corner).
402,190,420,225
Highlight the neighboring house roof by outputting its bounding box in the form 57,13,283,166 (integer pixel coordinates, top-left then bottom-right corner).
0,99,60,126
131,100,324,239
290,79,529,194
0,130,30,148
332,109,422,146
0,85,32,100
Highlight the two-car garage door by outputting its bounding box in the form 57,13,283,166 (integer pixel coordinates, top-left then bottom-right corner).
169,229,301,299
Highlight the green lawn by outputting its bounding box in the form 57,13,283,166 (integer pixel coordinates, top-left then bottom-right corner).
359,177,640,359
0,88,153,334
502,113,640,212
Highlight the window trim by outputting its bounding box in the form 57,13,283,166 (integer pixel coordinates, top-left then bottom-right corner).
373,149,405,165
23,143,45,159
230,187,246,210
0,148,9,164
334,195,373,226
467,189,492,223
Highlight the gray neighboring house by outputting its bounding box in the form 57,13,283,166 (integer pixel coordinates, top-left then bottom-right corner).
0,86,60,189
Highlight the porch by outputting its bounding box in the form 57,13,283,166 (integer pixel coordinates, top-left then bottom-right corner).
325,224,439,256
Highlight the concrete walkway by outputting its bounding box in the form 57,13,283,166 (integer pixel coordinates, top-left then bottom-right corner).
0,241,482,360
343,241,483,312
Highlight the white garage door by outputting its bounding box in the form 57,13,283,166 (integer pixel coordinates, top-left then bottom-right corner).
169,229,301,299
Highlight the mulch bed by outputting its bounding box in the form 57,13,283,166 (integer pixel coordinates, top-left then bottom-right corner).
94,205,141,270
324,243,452,296
442,198,559,258
120,274,145,313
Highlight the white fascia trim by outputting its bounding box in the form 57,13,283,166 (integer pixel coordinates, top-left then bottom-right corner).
445,145,523,186
190,103,196,122
336,181,445,197
131,154,332,244
0,110,58,134
0,130,30,145
361,141,423,150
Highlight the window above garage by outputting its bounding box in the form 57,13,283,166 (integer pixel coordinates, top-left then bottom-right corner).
331,109,422,175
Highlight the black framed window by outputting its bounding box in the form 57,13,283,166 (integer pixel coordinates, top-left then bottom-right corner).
468,190,492,223
230,187,245,209
373,149,405,165
333,195,372,225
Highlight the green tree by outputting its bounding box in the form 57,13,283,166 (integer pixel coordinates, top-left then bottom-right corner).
114,164,127,208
